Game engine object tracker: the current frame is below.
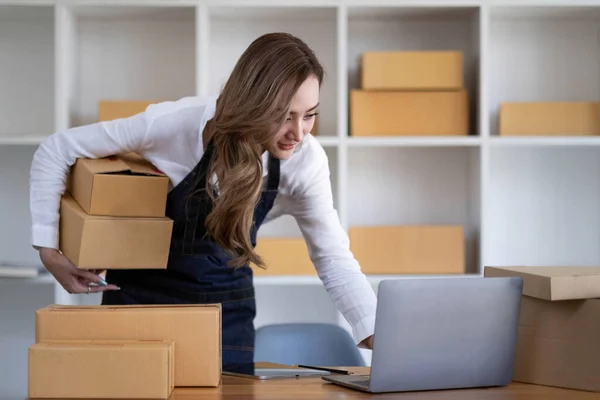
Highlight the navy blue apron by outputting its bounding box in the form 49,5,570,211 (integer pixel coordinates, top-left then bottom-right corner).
102,138,280,367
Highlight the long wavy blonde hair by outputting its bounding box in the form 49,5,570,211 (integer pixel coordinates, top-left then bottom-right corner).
199,32,324,269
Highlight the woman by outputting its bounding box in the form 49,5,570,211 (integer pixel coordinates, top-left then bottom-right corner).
30,32,377,366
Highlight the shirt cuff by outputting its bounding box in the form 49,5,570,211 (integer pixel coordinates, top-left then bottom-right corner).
352,315,376,348
31,224,59,250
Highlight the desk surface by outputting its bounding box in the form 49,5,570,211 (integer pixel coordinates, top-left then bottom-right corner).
172,368,599,400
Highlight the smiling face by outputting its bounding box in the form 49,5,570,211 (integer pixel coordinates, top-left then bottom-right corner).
265,74,320,160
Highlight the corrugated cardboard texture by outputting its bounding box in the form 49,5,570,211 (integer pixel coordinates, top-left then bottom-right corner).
350,90,468,136
252,238,315,276
361,51,463,90
59,195,173,270
29,340,174,399
349,226,465,274
68,153,169,217
98,100,158,122
35,304,221,387
484,266,600,301
499,102,600,136
513,296,600,392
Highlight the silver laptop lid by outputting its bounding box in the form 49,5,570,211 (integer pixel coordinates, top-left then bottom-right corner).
369,277,523,393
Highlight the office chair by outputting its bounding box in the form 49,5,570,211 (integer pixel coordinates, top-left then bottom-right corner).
254,323,366,366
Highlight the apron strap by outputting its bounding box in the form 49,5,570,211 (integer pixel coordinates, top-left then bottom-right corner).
266,155,280,191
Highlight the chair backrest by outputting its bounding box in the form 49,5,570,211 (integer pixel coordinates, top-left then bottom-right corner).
254,323,366,366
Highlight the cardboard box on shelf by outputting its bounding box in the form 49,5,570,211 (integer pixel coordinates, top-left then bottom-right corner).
251,238,316,276
361,51,464,91
67,152,169,218
29,339,174,399
59,195,173,270
499,102,600,136
484,266,600,392
98,100,159,122
349,225,465,274
350,90,468,136
36,304,222,388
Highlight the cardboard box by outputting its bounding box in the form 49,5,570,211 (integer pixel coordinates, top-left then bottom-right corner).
350,90,468,136
29,340,174,399
484,266,600,392
361,51,463,90
68,153,169,217
349,225,465,274
59,195,173,270
36,304,222,387
499,102,600,136
483,266,600,301
98,100,158,122
252,238,316,276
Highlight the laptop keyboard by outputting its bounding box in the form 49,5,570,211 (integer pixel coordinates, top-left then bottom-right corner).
350,377,370,386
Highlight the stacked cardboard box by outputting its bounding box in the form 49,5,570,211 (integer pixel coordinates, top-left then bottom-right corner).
29,340,175,399
29,304,222,398
499,102,600,136
484,266,600,392
60,153,173,270
350,51,468,136
349,225,465,275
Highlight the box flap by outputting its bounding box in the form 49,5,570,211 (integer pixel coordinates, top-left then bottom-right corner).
484,266,600,301
78,153,165,176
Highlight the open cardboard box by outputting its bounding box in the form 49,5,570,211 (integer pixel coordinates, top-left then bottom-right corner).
67,152,169,218
484,266,600,392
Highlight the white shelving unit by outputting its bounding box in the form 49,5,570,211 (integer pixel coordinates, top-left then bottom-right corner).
2,0,600,396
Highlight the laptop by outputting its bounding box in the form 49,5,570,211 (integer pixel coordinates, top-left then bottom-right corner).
322,277,523,393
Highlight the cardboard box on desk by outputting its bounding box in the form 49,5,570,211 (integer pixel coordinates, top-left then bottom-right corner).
484,266,600,393
35,304,222,388
361,51,464,91
349,225,465,275
29,339,174,399
59,195,173,270
350,90,468,136
67,153,169,218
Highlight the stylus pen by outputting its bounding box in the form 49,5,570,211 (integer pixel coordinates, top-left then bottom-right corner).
296,365,351,375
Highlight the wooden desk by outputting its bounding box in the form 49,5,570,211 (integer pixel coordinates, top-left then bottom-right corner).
171,368,600,399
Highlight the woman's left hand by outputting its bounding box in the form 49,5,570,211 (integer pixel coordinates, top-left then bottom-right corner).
360,335,374,349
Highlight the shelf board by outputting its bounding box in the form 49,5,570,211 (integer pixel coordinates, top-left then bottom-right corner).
254,273,479,286
347,4,480,20
0,4,54,20
70,5,196,20
0,265,51,284
209,4,337,19
347,136,481,147
0,135,47,145
490,4,600,20
490,136,600,147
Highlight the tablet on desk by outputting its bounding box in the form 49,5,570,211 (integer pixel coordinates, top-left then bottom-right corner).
223,362,331,380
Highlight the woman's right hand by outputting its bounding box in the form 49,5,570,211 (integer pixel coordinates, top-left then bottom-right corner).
39,248,120,294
